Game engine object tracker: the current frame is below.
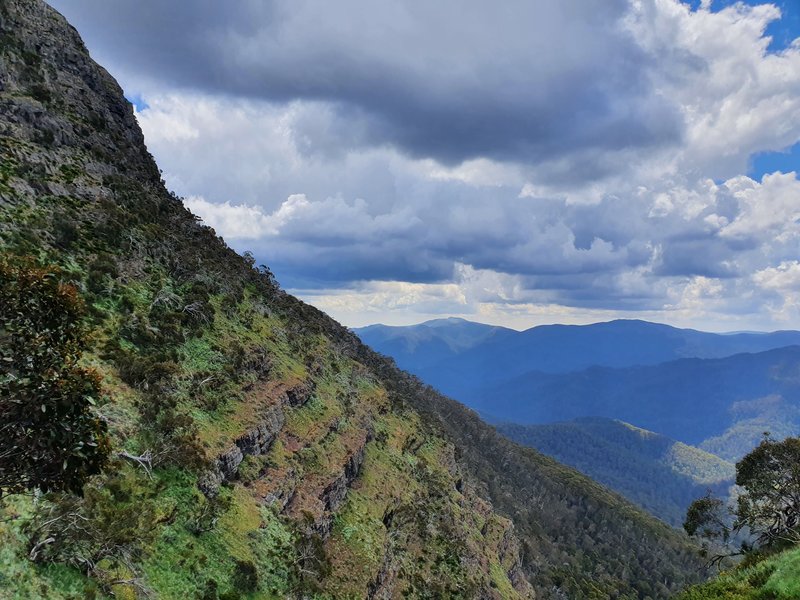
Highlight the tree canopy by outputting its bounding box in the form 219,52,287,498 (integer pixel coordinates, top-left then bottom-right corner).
0,259,110,497
684,435,800,554
735,436,800,546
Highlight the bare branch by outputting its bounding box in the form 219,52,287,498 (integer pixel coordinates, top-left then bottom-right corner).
117,450,153,479
29,536,55,561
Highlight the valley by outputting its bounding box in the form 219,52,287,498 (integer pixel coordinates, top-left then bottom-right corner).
359,318,800,525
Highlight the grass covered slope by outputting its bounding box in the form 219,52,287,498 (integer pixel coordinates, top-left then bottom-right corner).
498,418,735,526
677,547,800,600
0,1,701,597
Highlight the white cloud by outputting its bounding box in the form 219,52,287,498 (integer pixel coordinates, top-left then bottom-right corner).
754,261,800,291
752,261,800,322
720,172,800,244
56,0,800,330
625,1,800,176
183,196,275,238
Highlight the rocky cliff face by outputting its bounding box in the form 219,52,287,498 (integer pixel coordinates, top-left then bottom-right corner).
0,1,701,598
0,0,158,180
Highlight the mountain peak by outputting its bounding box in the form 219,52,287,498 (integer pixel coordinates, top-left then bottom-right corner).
0,0,161,185
423,316,470,327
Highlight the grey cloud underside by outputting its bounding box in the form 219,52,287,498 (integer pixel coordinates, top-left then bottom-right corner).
262,242,454,288
240,189,750,299
50,0,684,167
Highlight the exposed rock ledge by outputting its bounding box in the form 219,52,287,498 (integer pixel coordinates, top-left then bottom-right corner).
198,379,316,496
313,439,369,538
199,402,285,496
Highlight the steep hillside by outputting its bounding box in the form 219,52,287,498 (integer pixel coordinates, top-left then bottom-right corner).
698,395,800,461
473,348,800,451
498,418,735,526
0,1,702,598
357,319,800,403
676,546,800,600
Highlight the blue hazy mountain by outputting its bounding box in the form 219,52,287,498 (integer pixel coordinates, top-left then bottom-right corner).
356,318,800,407
356,319,800,459
497,417,735,527
355,317,516,373
476,347,800,453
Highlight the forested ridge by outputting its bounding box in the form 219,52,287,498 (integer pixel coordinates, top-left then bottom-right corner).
498,418,735,527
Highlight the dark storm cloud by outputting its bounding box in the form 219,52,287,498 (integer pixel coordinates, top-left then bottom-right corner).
49,0,684,168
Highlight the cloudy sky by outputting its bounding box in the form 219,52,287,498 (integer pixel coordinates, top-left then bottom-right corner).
49,0,800,331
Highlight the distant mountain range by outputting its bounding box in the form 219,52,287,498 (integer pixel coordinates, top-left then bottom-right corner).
358,318,800,527
497,417,735,527
356,318,800,458
355,317,516,374
356,318,800,401
473,346,800,448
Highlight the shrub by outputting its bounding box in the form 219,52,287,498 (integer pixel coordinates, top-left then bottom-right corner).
232,559,259,592
26,467,157,579
0,258,110,497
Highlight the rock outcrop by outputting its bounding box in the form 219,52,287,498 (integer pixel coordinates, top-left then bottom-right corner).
200,402,287,495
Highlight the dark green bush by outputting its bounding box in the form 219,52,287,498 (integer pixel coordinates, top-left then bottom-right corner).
0,258,110,497
232,559,259,592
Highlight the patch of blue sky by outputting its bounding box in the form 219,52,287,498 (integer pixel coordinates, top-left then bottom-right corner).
749,141,800,178
124,93,149,112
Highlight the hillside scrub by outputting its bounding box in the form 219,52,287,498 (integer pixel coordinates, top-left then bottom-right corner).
499,418,735,527
0,258,110,498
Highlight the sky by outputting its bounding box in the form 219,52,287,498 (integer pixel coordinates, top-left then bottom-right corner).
48,0,800,331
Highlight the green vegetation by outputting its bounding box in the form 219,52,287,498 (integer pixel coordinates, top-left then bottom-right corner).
0,3,533,594
0,259,110,497
498,418,734,526
680,437,800,599
734,437,800,546
699,395,800,462
677,545,800,599
685,436,800,551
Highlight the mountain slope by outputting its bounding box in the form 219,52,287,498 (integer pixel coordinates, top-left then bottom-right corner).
473,348,800,450
497,418,735,526
677,546,800,599
357,319,800,403
698,394,800,461
0,1,702,598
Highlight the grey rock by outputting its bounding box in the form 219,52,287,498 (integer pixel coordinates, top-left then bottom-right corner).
315,441,368,537
285,380,314,407
200,403,286,497
235,403,285,456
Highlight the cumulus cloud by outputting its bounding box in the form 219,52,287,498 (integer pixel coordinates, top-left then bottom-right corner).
754,261,800,291
719,172,800,245
627,1,800,179
752,261,800,322
47,0,800,330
